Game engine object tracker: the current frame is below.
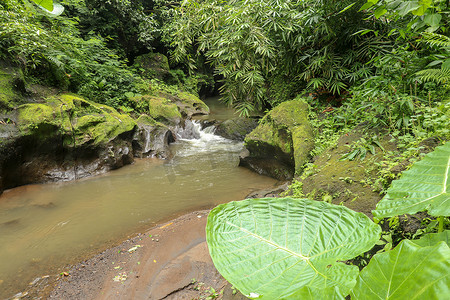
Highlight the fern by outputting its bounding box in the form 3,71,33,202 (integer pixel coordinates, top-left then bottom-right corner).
421,32,450,48
416,68,450,84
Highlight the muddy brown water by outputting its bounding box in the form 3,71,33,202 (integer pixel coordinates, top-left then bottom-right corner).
0,104,277,298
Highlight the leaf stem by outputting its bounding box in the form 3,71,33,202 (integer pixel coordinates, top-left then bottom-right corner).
438,216,444,233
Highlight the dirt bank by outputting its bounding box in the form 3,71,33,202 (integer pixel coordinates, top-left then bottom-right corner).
18,211,245,300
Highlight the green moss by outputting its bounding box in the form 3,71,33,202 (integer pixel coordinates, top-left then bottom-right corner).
17,94,136,146
136,114,168,129
245,98,314,172
0,68,25,112
265,97,309,128
292,125,315,173
133,53,171,81
246,122,292,155
134,53,170,71
176,91,210,114
146,96,182,124
136,114,158,126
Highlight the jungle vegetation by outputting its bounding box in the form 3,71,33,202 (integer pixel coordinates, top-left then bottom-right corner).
1,0,449,298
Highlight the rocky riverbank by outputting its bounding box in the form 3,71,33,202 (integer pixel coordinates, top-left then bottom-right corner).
0,63,210,194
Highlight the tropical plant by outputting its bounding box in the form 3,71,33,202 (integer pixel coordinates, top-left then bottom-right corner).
416,32,450,85
373,141,449,230
69,0,158,61
207,142,450,299
29,0,53,11
0,0,149,109
206,197,381,299
351,239,450,299
360,0,448,34
170,0,380,115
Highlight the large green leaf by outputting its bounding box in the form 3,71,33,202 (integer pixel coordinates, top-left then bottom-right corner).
206,198,381,299
373,142,450,219
411,230,450,247
31,0,53,11
351,240,450,299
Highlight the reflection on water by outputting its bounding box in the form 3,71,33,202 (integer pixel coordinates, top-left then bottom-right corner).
0,120,276,298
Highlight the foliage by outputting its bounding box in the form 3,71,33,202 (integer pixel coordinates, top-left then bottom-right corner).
66,0,158,61
170,0,381,115
351,239,450,299
206,197,381,299
416,32,450,85
0,0,151,110
360,0,449,34
30,0,53,11
340,136,384,161
373,141,450,219
412,229,450,247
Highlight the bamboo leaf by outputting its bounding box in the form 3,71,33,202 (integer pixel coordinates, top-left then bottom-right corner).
373,142,450,219
351,240,450,299
206,198,381,299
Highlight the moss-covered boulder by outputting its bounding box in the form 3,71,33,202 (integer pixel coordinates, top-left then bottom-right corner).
130,92,209,125
241,98,314,180
146,96,182,125
0,94,137,192
133,53,176,83
17,94,136,146
215,117,258,141
174,92,209,117
132,114,175,158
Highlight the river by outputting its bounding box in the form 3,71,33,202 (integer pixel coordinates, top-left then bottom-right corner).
0,99,277,298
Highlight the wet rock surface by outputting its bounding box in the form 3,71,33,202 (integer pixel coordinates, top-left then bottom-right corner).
214,117,258,141
0,81,210,193
0,95,138,192
241,98,314,180
45,211,248,300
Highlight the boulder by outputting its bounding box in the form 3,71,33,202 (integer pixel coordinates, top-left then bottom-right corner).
132,114,175,158
130,92,209,125
240,98,314,180
0,94,137,192
146,96,183,125
174,92,209,118
215,117,258,141
133,53,176,83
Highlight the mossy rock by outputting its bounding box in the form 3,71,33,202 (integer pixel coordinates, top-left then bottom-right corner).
173,91,209,117
243,98,314,179
0,67,26,112
136,114,160,127
17,94,136,147
131,93,208,124
215,117,258,141
133,53,175,82
133,114,174,158
146,96,182,125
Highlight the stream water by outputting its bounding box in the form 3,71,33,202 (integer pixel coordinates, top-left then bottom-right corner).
0,100,277,298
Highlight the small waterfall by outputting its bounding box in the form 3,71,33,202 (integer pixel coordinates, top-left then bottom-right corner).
173,120,243,157
143,127,152,154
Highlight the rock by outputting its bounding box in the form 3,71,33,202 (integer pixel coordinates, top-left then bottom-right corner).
240,98,314,180
132,114,175,158
146,96,182,125
133,52,177,83
0,94,137,192
215,117,258,141
130,92,209,125
174,91,209,118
